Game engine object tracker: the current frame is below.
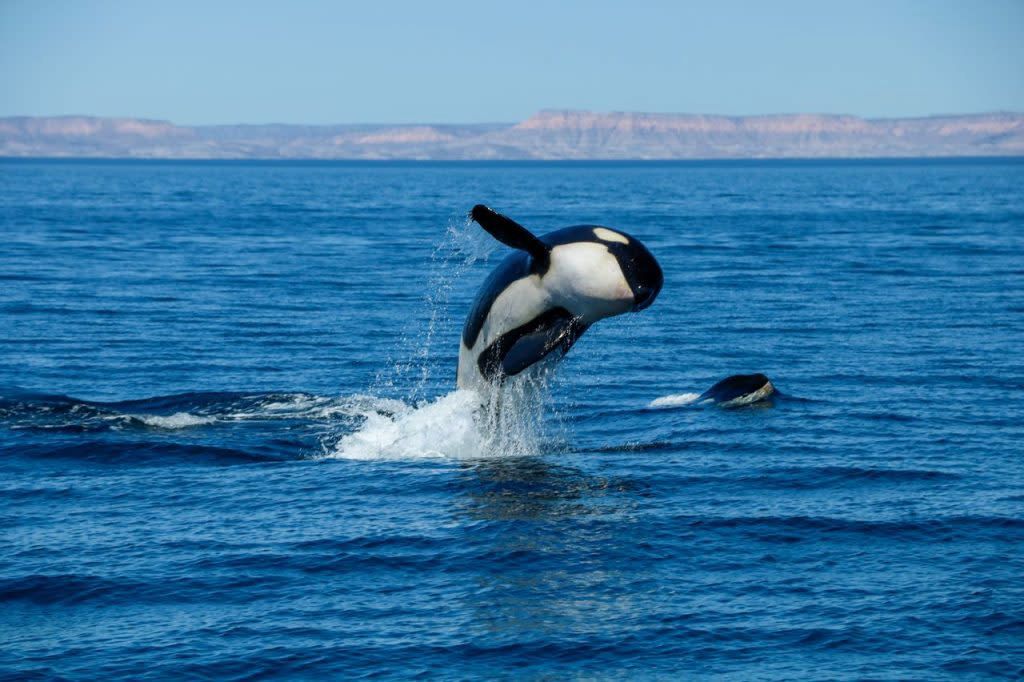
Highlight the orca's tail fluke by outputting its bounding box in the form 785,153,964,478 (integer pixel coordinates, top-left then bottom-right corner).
470,205,550,270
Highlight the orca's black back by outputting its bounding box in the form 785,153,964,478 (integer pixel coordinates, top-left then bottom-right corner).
699,373,771,403
462,250,531,348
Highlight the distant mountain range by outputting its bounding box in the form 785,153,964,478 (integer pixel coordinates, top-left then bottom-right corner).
2,110,1022,159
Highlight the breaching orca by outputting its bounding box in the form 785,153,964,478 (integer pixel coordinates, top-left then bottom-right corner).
457,205,663,390
698,373,777,406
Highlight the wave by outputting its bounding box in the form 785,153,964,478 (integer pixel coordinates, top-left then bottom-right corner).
0,389,388,434
0,572,292,607
9,440,280,465
0,389,383,465
641,465,960,493
0,574,136,606
675,514,1024,542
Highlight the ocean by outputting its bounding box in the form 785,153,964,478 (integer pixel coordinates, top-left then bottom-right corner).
1,158,1022,679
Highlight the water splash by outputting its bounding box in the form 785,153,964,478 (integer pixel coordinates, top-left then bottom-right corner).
376,214,496,402
329,368,558,460
329,390,483,460
326,212,561,460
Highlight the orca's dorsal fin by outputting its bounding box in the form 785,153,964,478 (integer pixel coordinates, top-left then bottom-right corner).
470,205,550,271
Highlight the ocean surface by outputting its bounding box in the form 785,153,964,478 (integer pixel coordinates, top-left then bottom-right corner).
1,158,1022,679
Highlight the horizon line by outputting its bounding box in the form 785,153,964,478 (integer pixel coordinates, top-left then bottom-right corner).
4,156,1024,163
4,109,1024,128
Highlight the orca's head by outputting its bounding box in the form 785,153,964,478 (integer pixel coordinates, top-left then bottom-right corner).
599,228,664,312
544,226,664,321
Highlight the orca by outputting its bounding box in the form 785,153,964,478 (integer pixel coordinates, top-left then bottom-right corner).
457,205,663,390
698,373,777,406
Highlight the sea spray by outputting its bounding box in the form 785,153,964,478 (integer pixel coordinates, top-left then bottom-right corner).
331,390,484,460
375,214,497,402
473,368,557,458
331,367,559,460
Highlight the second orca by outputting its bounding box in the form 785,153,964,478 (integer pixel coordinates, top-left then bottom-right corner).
698,373,778,407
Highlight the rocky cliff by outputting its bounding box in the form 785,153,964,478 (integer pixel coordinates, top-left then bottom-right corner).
2,110,1021,159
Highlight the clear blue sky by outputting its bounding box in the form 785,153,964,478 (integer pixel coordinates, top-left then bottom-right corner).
1,0,1022,124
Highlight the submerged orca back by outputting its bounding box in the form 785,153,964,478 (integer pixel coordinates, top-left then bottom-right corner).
699,373,775,405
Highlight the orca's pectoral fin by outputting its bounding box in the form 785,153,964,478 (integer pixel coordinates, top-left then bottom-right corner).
470,205,550,269
477,308,589,381
500,313,588,377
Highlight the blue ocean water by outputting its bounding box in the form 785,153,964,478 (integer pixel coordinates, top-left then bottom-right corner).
1,158,1023,679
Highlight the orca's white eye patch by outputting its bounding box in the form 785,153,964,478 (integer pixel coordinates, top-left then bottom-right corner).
593,227,629,244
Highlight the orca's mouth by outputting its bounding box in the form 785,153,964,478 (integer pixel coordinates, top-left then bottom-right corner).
625,247,663,312
632,285,658,311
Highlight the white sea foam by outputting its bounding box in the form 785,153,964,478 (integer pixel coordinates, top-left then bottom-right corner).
88,393,407,430
329,374,554,461
331,390,484,460
308,395,407,420
648,392,702,408
130,412,217,429
212,393,403,423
